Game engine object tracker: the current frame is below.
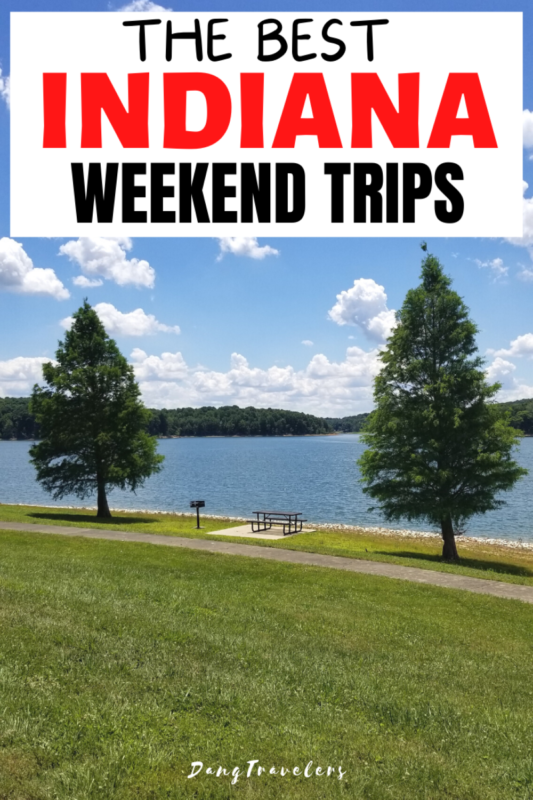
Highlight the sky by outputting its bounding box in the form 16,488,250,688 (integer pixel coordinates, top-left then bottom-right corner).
1,0,533,417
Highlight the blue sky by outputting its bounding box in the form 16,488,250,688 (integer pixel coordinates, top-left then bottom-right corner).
1,0,533,416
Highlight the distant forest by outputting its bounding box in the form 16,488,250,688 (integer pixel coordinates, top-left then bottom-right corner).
496,398,533,436
145,406,332,437
2,397,533,440
0,398,40,441
325,413,370,433
0,399,332,440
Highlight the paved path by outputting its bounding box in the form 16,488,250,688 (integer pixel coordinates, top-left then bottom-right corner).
1,520,533,605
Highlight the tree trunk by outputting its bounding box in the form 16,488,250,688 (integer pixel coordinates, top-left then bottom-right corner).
441,514,459,562
97,479,111,518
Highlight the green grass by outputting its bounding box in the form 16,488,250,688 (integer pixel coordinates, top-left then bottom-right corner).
0,503,238,536
1,529,533,799
2,503,533,588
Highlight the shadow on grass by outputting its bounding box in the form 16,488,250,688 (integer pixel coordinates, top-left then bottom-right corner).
376,549,533,578
28,512,158,526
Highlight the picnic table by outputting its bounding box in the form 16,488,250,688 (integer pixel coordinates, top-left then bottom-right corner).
250,510,306,536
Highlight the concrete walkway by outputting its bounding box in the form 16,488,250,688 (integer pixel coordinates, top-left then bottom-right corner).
195,523,316,540
1,520,533,605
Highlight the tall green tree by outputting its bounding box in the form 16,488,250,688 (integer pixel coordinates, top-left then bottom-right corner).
358,249,527,561
30,301,164,517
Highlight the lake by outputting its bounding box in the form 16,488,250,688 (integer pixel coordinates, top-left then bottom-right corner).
1,435,532,541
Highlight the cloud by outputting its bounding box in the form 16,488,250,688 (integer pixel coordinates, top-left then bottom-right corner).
492,333,533,360
114,0,173,10
130,348,189,380
473,257,508,280
506,182,533,251
486,332,533,399
59,237,155,289
524,110,533,149
517,266,533,282
486,357,517,386
2,342,382,414
485,355,533,402
61,303,180,337
130,346,381,416
493,383,533,402
301,340,313,347
72,275,103,288
217,237,279,261
0,356,52,397
0,238,69,300
327,278,396,343
0,67,9,109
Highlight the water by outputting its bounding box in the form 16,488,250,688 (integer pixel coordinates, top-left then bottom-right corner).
1,435,532,541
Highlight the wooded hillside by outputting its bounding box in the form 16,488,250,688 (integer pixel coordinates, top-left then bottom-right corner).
0,397,40,440
324,413,371,432
145,405,333,437
0,399,332,439
2,397,533,439
496,398,533,436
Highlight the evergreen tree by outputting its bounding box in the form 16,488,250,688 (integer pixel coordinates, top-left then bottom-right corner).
30,301,164,517
358,249,527,561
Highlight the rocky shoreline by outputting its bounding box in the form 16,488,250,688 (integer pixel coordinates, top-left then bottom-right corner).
9,502,533,553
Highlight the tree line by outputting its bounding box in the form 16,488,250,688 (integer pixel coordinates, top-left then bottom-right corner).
496,399,533,436
1,398,332,439
0,397,40,440
146,405,332,437
325,413,371,433
3,397,533,440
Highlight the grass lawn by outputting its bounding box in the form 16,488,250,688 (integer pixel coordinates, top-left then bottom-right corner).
0,503,238,536
1,529,533,799
2,503,533,588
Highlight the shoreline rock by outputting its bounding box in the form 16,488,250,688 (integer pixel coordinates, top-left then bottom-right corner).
6,502,533,552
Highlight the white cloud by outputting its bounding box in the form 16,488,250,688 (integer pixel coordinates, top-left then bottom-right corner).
524,110,533,148
485,356,533,402
328,278,396,343
130,346,381,416
130,348,188,380
486,357,517,386
517,266,533,282
506,182,533,251
487,335,533,399
495,384,533,402
217,237,279,261
114,0,173,10
521,183,533,243
61,303,180,337
0,356,52,397
72,275,103,288
59,237,155,289
0,238,69,300
492,333,533,360
0,67,9,109
473,257,508,280
301,340,313,347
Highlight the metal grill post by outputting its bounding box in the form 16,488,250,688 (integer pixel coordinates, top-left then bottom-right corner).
189,500,205,529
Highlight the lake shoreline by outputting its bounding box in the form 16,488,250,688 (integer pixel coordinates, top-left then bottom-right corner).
7,501,533,553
